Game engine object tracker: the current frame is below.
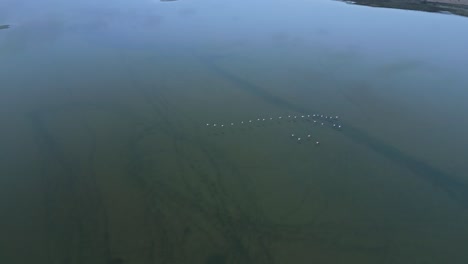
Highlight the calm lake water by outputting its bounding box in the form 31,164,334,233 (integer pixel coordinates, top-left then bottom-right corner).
1,0,468,263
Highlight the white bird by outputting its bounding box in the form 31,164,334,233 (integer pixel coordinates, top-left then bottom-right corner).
214,124,217,126
316,141,320,145
231,123,234,125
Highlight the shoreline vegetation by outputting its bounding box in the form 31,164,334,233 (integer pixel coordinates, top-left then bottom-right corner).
339,0,468,17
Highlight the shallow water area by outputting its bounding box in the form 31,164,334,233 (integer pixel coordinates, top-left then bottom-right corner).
1,0,468,263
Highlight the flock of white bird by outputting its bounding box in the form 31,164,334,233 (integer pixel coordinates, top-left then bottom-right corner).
205,113,342,145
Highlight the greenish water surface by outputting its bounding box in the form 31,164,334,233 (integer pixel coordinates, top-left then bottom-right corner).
1,0,468,263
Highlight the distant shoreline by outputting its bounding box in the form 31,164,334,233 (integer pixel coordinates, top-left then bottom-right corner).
340,0,468,17
427,0,468,6
0,24,10,30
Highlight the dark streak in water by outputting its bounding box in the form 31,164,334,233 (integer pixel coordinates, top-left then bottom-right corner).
0,24,10,30
27,104,129,263
199,54,468,209
117,54,278,263
345,125,468,205
199,55,306,114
